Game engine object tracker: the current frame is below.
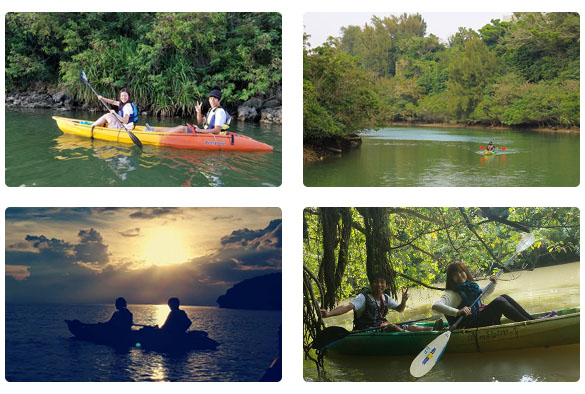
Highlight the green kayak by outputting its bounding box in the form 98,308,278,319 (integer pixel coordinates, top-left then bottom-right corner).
325,308,579,356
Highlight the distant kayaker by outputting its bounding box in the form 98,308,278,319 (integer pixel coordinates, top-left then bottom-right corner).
149,89,231,134
105,297,133,332
92,88,138,130
486,141,495,152
320,272,440,332
431,261,552,329
160,297,192,334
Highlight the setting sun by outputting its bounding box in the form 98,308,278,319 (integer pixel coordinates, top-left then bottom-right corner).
141,228,193,266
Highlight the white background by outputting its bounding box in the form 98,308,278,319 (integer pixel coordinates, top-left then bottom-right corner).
1,0,584,391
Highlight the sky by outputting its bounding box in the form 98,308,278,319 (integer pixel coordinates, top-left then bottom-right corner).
5,207,282,306
304,12,511,47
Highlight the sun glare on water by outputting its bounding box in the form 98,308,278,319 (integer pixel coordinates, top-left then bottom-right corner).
141,228,192,267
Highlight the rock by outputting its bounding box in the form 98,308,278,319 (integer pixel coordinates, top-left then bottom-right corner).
52,92,67,103
263,99,280,108
260,107,282,124
237,105,259,122
216,272,282,310
243,97,263,109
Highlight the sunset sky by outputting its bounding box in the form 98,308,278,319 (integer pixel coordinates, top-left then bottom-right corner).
5,208,281,305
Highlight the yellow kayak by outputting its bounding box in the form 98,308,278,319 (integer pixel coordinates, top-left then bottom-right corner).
52,116,274,151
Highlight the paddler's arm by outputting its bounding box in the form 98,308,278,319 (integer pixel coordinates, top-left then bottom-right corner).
194,125,222,134
432,291,460,317
97,95,119,106
393,288,409,313
320,303,354,318
109,109,129,125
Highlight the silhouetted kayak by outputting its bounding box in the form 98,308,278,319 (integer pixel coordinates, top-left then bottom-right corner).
65,319,219,352
325,308,579,356
52,116,274,151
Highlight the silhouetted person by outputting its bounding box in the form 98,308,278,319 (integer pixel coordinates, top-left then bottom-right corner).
105,297,133,332
160,297,192,334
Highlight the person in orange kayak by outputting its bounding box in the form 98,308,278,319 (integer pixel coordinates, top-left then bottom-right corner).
320,272,440,332
148,89,231,134
431,261,555,329
160,297,192,334
104,297,133,332
92,88,138,130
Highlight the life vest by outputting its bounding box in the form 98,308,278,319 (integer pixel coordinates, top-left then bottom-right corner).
119,102,138,124
203,106,231,131
353,291,389,330
445,282,483,327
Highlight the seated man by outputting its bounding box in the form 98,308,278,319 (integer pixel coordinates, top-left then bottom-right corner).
160,297,192,334
151,89,231,134
320,273,439,332
105,297,133,332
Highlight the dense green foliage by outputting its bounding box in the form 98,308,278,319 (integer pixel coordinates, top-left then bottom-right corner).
303,207,579,304
303,13,579,138
5,12,282,116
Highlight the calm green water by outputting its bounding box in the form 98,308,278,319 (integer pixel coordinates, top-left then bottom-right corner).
5,108,281,187
304,127,580,187
304,262,580,382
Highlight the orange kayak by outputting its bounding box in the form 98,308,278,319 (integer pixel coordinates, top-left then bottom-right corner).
52,116,274,151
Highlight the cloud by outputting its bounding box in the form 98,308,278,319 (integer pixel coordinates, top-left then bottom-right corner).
119,227,141,237
5,220,281,306
220,219,282,248
128,208,180,219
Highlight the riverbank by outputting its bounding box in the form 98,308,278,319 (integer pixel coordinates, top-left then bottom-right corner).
303,134,362,163
386,121,580,134
5,87,282,125
304,122,580,163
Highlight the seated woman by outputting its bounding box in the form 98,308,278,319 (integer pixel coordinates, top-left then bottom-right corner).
93,88,138,130
486,141,496,151
432,261,544,329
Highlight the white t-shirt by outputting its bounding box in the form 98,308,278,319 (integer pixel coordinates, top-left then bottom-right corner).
120,103,134,129
206,107,226,128
109,102,134,129
350,293,400,318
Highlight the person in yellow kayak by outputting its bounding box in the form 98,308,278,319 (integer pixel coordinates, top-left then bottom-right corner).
92,88,138,130
486,141,496,152
148,89,231,134
320,272,440,332
159,297,192,334
432,261,556,329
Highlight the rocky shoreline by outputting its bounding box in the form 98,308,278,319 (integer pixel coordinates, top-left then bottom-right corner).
304,134,362,162
5,87,282,125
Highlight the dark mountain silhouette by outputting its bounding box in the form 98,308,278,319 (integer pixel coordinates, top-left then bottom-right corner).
216,273,282,310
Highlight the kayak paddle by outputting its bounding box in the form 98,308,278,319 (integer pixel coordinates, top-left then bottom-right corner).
480,146,506,151
313,316,435,350
80,70,143,148
409,233,536,378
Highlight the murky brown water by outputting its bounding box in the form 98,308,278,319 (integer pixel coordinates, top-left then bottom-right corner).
304,262,580,381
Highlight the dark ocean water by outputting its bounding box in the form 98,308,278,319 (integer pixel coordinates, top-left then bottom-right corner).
5,303,281,382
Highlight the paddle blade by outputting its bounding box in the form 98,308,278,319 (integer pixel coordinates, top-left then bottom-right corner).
410,331,451,378
501,147,506,151
80,70,88,84
127,130,143,148
479,146,485,150
312,326,350,349
516,233,536,253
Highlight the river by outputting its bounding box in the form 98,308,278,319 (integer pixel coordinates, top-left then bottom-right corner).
304,262,580,381
304,127,579,187
6,304,281,381
5,108,281,187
